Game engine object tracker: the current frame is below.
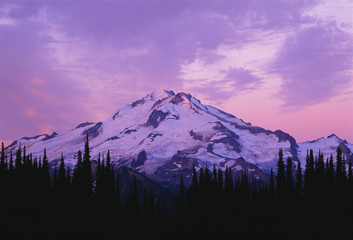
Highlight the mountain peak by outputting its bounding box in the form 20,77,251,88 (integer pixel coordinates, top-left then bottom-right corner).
148,90,175,100
327,133,340,139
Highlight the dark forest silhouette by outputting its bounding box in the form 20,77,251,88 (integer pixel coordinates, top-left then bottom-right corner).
0,137,352,236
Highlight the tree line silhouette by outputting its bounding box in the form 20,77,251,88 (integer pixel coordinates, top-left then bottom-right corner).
0,137,352,236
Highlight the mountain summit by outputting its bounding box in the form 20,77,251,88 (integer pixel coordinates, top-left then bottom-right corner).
5,90,353,187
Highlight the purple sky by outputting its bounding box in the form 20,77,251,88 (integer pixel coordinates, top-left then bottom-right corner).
1,0,352,145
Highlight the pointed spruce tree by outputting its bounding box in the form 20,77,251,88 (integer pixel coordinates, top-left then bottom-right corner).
295,160,303,197
276,149,286,200
82,134,93,204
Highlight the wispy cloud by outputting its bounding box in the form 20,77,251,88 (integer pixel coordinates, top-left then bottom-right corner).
272,21,353,110
1,0,352,143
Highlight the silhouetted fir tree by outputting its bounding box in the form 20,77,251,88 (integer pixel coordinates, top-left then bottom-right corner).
56,154,67,200
316,152,325,182
72,150,84,207
348,161,353,192
15,146,22,170
9,151,14,173
286,157,294,195
33,156,38,171
53,163,58,189
276,149,286,200
1,143,353,236
295,160,303,197
199,167,204,187
240,170,249,200
82,134,93,203
41,148,50,190
104,150,115,205
23,146,27,165
4,154,8,172
336,147,346,190
66,167,71,185
204,164,211,186
1,142,5,171
269,168,275,201
190,164,197,187
224,167,233,195
325,154,335,188
73,150,82,184
304,150,315,197
217,167,223,191
175,175,185,228
115,172,121,212
212,164,217,186
95,152,103,204
0,142,5,193
251,176,258,209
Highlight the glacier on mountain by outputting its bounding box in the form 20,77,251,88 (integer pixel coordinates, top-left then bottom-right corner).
5,90,353,186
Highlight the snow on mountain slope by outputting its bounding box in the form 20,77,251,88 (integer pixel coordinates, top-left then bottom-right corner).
298,134,353,167
4,90,350,186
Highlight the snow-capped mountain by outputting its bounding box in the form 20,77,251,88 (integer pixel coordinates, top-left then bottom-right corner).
298,134,353,165
4,90,353,186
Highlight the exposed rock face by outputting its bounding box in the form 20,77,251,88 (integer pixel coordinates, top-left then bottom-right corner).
274,130,299,158
146,110,168,128
151,151,199,189
169,93,186,105
131,98,145,108
75,122,94,129
338,142,353,163
82,122,103,138
189,130,203,141
131,150,147,169
42,132,58,141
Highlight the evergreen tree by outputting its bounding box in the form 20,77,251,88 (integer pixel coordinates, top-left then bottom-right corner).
58,153,67,192
204,164,211,185
191,165,198,190
212,164,217,185
295,161,303,197
336,147,346,189
286,157,294,194
304,149,315,196
115,172,121,214
269,168,275,201
105,150,115,202
53,163,58,189
73,150,83,184
276,149,286,199
66,167,71,185
1,142,5,171
9,151,14,173
217,167,223,191
199,167,204,187
348,161,353,192
81,135,93,204
41,149,50,190
15,146,22,170
327,154,335,185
